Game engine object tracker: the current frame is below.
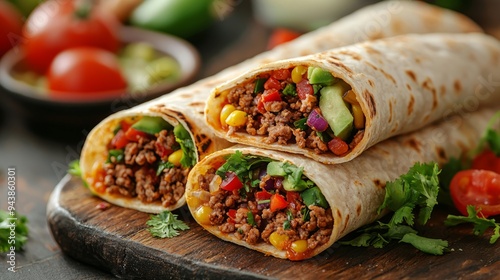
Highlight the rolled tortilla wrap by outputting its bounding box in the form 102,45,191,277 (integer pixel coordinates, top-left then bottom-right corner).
80,1,482,213
206,33,500,164
186,108,498,260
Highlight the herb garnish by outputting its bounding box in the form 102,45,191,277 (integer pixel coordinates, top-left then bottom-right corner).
445,205,500,244
146,210,189,238
0,211,28,252
173,125,196,168
216,151,271,185
341,162,448,255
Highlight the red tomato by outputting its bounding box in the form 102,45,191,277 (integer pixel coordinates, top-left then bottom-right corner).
220,172,243,191
111,129,129,149
297,79,313,100
450,170,500,218
270,194,288,212
0,0,23,57
22,0,120,73
125,127,149,142
264,77,281,90
227,209,237,223
271,69,291,81
328,137,349,156
255,190,272,201
472,149,500,174
47,47,127,99
267,28,301,50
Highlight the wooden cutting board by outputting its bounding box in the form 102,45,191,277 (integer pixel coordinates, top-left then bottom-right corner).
47,174,500,279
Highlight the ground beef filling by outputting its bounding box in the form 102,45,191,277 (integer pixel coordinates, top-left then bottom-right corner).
226,78,365,155
103,130,189,207
198,169,334,251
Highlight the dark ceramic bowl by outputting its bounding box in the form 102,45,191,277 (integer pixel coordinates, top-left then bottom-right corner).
0,26,200,134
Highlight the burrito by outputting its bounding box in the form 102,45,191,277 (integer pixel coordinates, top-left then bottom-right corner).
206,33,500,164
186,108,498,260
80,1,482,213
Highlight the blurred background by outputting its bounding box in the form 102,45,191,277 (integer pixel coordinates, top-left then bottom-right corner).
0,0,499,278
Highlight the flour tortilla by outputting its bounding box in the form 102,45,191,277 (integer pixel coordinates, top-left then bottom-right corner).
187,108,497,259
206,33,500,164
80,1,482,213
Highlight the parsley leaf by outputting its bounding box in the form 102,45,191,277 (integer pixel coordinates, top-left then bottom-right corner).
473,111,500,156
0,211,29,252
146,210,189,238
293,118,308,131
342,162,446,255
157,161,175,176
216,151,271,184
445,205,500,244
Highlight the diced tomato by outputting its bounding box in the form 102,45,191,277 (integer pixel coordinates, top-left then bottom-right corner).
125,127,149,142
264,77,281,90
328,137,349,156
267,28,301,50
272,69,291,81
297,79,313,100
286,191,301,211
220,172,244,191
450,169,500,218
111,129,129,149
257,89,282,114
270,194,288,212
227,209,237,223
256,190,273,201
120,120,132,132
472,149,500,174
155,141,173,159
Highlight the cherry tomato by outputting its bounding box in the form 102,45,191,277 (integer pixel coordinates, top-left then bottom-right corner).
220,172,243,191
472,149,500,174
450,170,500,218
0,0,23,57
270,194,288,212
47,47,127,99
267,28,301,50
22,0,120,73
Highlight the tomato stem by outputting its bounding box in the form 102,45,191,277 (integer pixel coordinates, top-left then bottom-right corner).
74,0,95,20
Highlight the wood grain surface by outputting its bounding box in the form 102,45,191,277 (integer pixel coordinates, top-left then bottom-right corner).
47,175,500,279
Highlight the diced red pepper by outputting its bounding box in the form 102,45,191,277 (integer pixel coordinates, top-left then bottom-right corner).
297,79,313,100
111,129,129,149
271,69,291,81
256,190,273,201
220,172,244,191
287,191,301,211
328,137,349,156
125,127,149,142
227,209,237,223
120,120,132,132
270,194,288,212
264,77,281,90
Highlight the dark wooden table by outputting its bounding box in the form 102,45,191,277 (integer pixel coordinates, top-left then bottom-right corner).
1,1,499,279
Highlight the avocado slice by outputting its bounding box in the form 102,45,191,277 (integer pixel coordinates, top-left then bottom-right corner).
319,84,353,141
266,162,287,177
307,67,337,86
131,116,172,135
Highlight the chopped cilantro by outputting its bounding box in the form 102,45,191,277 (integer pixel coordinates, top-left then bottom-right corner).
341,162,447,255
473,111,500,156
247,211,256,226
146,210,189,238
283,210,293,230
106,149,124,163
173,125,196,168
157,161,175,176
445,205,500,244
0,211,28,252
216,151,271,185
294,118,308,131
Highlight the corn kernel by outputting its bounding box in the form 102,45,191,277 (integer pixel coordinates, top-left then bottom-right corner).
291,240,308,253
352,103,365,129
343,90,358,104
220,104,236,127
291,65,307,84
194,205,213,225
269,232,289,250
168,149,184,166
186,196,202,209
225,110,247,127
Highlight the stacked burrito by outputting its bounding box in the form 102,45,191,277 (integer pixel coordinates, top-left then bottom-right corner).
79,1,499,259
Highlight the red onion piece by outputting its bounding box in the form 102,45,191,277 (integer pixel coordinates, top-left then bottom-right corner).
307,108,328,132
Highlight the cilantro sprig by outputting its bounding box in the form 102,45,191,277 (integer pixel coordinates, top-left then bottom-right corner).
173,124,196,168
216,151,271,186
445,205,500,244
146,210,189,238
472,111,500,156
341,162,448,255
0,211,29,252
